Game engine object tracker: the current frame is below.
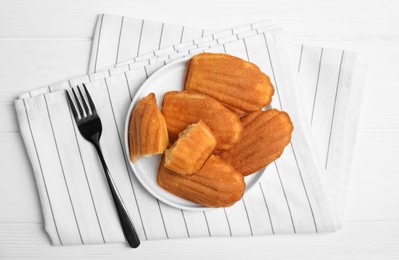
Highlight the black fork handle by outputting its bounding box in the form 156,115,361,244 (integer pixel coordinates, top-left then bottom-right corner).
93,142,140,248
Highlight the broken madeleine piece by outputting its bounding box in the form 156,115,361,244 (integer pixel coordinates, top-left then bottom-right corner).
184,53,274,115
164,120,217,175
220,109,294,176
162,90,242,150
158,155,245,207
129,93,168,162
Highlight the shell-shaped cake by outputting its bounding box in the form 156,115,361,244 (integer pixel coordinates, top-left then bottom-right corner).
184,53,274,115
129,93,169,162
158,155,246,207
162,90,243,150
220,109,294,176
164,120,217,176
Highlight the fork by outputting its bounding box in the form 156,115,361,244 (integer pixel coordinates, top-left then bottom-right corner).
66,84,140,248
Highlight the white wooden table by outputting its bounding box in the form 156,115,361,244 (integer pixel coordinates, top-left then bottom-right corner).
1,0,398,259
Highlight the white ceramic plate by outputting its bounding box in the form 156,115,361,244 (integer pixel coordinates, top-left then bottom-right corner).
124,57,265,211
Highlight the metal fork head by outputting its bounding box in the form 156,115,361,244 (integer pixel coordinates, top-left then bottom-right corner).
66,84,103,142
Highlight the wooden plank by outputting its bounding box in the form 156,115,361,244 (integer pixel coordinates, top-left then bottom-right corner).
0,222,398,259
0,132,43,222
0,129,398,223
0,39,91,88
0,0,398,38
0,105,19,132
345,129,399,221
359,88,399,129
352,129,399,173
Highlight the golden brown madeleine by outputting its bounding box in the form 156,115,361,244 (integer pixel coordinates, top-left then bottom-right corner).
129,93,168,162
158,155,245,207
164,121,217,175
220,109,294,176
240,109,264,127
162,90,242,150
184,53,274,115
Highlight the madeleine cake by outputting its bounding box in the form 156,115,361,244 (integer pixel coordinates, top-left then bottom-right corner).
184,53,274,115
158,155,245,207
129,93,168,162
164,120,217,175
162,90,243,150
219,109,294,176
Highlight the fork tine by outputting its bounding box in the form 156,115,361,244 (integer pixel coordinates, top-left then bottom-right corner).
65,90,79,121
72,87,85,117
83,84,97,114
77,85,91,115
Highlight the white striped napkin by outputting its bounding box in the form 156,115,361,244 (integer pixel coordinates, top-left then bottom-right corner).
89,14,367,226
14,15,366,246
291,45,367,225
